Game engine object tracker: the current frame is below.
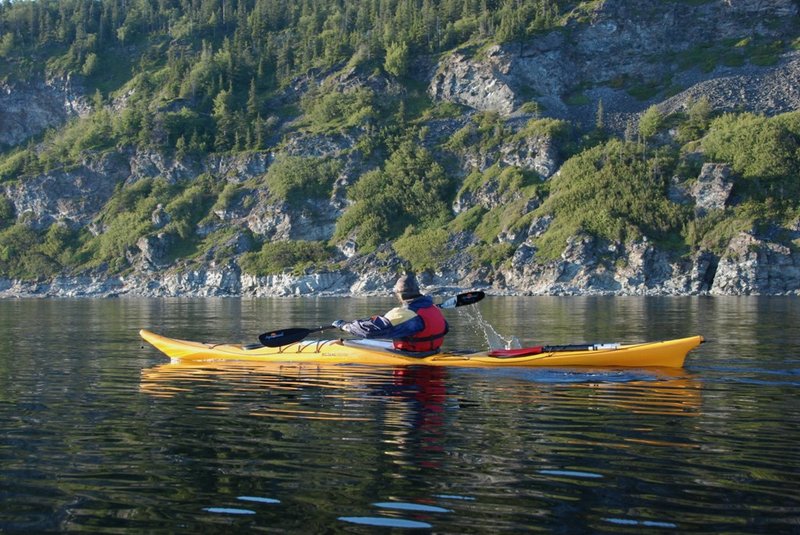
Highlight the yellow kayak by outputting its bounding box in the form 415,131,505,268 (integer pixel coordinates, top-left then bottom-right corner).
139,329,703,368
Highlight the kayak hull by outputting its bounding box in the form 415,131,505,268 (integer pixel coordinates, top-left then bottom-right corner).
139,329,703,368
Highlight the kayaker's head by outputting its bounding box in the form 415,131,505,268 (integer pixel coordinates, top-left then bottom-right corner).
394,272,422,302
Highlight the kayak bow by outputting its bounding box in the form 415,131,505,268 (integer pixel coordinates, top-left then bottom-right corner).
139,329,703,368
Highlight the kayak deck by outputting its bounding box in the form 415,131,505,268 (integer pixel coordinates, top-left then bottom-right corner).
139,329,703,368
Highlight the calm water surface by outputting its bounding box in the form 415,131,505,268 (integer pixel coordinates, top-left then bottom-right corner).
1,296,799,533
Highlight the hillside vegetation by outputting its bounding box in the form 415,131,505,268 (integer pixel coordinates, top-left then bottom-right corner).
0,0,799,292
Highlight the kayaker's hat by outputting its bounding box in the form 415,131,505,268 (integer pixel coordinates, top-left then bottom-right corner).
394,273,421,301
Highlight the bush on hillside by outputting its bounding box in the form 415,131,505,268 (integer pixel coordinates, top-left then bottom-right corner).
263,156,341,207
532,139,686,261
393,227,452,273
334,141,453,250
240,240,333,276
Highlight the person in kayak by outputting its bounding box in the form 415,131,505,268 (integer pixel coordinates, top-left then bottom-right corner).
331,273,449,353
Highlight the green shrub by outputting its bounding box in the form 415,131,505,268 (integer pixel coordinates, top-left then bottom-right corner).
212,183,241,213
678,43,719,72
564,91,590,106
334,141,453,250
102,179,167,219
748,40,784,66
384,41,409,77
703,112,800,188
0,32,14,58
639,105,664,142
532,139,686,261
79,177,218,272
446,112,509,154
683,210,752,253
676,97,713,143
468,242,515,268
450,164,545,247
519,101,543,115
40,224,81,266
457,165,537,203
627,81,663,101
164,183,216,239
263,156,341,207
393,227,453,273
422,101,465,120
301,87,377,131
240,240,332,275
474,207,505,243
0,149,31,182
93,211,155,271
446,124,474,151
450,205,488,233
0,197,15,229
460,163,541,200
515,117,572,141
0,225,61,278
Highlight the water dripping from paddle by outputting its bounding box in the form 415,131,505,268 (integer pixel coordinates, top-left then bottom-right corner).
458,304,521,350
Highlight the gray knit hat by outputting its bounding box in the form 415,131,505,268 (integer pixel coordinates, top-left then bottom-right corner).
393,272,421,299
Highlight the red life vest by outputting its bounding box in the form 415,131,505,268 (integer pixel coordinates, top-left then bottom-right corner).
394,305,449,352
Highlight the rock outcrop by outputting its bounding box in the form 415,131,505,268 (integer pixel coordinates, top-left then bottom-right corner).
2,152,129,229
691,163,734,214
429,48,518,114
428,0,800,129
0,76,90,148
712,232,800,295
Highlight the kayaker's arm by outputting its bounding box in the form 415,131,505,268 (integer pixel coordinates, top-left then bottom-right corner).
333,314,425,340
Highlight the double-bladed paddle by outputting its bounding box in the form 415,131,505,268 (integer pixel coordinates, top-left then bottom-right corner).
258,290,485,347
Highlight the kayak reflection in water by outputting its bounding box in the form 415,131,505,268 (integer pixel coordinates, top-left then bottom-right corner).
332,273,449,353
392,367,448,468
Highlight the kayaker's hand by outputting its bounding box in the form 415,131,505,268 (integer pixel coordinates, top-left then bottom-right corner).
332,320,347,330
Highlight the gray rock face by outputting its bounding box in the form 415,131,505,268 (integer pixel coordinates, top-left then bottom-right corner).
499,135,560,179
691,163,734,214
498,233,727,296
660,51,800,119
127,149,199,184
428,0,800,128
429,49,518,114
2,143,344,245
2,153,128,229
712,232,800,295
134,233,175,271
0,76,90,148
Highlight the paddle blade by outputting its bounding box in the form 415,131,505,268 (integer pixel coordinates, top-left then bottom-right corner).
439,290,485,309
258,328,312,347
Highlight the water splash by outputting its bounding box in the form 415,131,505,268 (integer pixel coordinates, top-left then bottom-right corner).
458,306,521,350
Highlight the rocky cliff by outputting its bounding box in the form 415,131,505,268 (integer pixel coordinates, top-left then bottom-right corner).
0,76,90,148
1,0,800,298
429,0,800,129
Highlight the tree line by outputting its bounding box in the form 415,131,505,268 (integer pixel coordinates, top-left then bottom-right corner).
0,0,569,154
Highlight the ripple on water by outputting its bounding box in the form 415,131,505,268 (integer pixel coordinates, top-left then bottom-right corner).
3,295,800,533
338,517,433,529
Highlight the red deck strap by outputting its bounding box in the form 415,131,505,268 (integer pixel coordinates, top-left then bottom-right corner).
488,346,544,357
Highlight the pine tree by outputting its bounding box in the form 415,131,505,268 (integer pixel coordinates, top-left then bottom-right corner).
247,78,259,119
595,98,605,131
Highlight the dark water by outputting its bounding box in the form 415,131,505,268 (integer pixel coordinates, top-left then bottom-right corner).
1,296,799,533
